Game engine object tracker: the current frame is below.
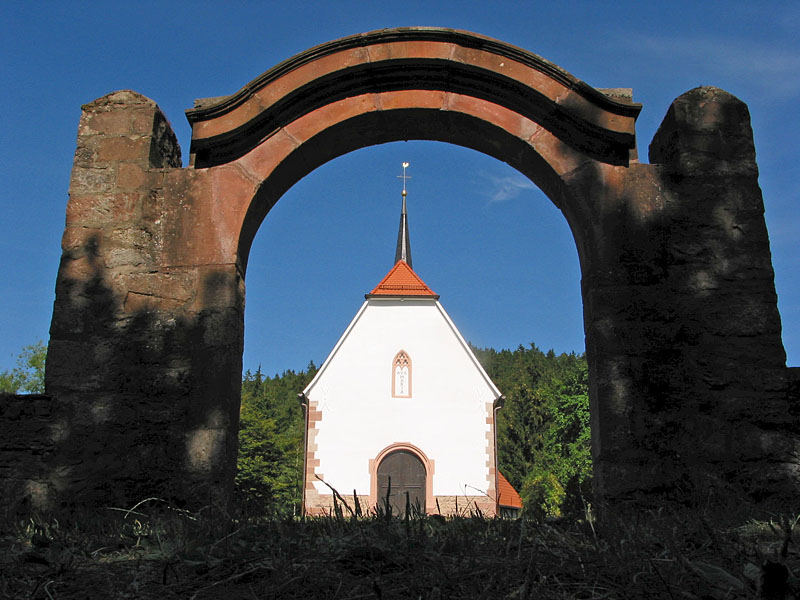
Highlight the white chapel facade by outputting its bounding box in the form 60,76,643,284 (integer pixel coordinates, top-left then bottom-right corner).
299,170,521,516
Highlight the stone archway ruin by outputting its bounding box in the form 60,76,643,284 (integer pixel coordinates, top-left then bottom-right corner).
40,28,797,509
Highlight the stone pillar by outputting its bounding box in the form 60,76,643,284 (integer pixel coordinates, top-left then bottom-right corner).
44,91,243,509
579,87,797,503
648,87,794,498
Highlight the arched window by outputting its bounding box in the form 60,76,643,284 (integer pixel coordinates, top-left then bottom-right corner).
392,350,412,398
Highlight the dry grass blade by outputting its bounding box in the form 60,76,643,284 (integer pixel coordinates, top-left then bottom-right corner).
315,475,354,517
1,504,797,599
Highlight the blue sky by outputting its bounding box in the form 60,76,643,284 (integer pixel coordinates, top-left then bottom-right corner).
2,2,798,376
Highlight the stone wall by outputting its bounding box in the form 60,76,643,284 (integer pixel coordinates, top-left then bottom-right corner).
0,394,55,515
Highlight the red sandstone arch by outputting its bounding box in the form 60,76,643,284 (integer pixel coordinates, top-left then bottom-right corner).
179,28,640,276
369,442,435,514
39,27,795,511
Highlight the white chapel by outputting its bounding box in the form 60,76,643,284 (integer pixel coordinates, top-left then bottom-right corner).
299,167,522,517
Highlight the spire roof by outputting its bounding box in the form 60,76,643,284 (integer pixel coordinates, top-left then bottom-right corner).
367,260,438,298
369,162,436,298
394,195,412,267
395,164,412,267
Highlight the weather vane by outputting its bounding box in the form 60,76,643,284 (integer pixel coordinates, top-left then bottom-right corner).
397,161,411,197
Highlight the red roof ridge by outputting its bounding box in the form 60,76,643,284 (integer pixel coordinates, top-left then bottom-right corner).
367,260,438,298
497,472,523,509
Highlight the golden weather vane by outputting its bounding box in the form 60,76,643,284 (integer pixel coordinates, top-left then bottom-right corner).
397,161,411,197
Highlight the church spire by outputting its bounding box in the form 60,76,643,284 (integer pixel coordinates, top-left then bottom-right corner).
395,162,412,268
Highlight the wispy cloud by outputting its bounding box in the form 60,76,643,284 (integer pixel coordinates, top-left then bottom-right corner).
485,173,536,204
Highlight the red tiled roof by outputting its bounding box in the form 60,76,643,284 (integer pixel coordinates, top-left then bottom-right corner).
368,260,438,297
497,472,523,509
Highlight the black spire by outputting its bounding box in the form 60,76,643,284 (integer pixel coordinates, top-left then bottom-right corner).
394,162,412,267
394,193,412,267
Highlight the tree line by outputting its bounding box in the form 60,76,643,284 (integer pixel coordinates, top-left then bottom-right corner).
236,363,318,516
237,344,590,518
472,344,591,518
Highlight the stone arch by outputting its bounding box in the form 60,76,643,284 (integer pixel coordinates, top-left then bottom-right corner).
40,28,796,511
180,28,640,275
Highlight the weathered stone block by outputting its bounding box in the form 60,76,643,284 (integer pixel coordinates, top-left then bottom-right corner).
83,110,135,136
114,269,196,303
96,136,151,162
104,227,155,268
68,166,116,195
116,163,148,189
66,192,140,226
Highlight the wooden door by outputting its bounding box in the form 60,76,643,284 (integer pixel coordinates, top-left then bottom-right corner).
377,450,426,515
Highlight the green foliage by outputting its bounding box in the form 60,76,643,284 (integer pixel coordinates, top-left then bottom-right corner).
473,343,591,519
520,471,565,522
0,341,47,394
235,362,317,515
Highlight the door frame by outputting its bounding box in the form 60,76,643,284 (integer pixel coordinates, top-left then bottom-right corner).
369,442,435,514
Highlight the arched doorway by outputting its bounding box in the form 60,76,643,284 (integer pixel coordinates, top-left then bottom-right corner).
369,443,435,515
377,450,426,514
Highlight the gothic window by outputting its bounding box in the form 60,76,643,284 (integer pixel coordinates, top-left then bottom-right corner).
392,350,411,398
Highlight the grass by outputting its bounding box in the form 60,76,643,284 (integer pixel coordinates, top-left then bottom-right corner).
1,498,798,599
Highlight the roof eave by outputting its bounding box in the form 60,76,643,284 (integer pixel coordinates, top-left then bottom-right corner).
365,293,440,300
